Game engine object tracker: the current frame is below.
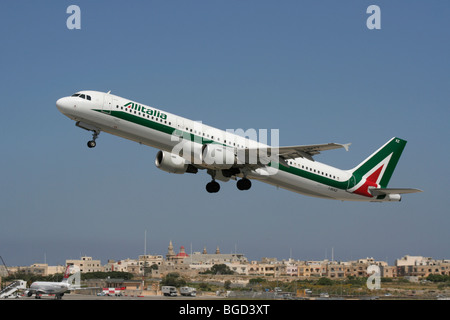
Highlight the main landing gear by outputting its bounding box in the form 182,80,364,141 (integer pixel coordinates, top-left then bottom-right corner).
205,170,252,193
87,131,100,148
206,170,221,193
206,180,220,193
237,178,251,191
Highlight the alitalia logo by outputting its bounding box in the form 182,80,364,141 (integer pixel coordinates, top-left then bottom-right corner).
124,102,167,120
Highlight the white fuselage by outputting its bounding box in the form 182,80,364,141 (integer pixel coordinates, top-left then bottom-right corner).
55,90,383,201
29,281,70,295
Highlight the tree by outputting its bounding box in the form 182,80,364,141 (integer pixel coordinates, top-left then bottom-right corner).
427,274,450,283
161,272,186,287
201,264,234,275
317,277,334,286
249,277,266,285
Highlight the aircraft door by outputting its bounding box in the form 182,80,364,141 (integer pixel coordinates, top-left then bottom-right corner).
175,118,184,138
103,94,112,114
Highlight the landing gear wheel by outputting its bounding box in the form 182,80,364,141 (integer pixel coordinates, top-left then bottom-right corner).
237,178,252,191
87,130,100,148
206,181,220,193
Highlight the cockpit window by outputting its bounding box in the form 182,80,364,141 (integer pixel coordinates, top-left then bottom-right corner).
71,93,91,100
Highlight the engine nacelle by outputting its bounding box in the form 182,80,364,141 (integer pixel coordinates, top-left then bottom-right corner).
155,150,197,174
384,194,402,202
371,193,402,202
201,144,236,169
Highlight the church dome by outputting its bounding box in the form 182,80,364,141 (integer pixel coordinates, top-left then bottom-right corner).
176,246,189,257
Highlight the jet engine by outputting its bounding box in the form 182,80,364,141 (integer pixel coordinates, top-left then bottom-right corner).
155,150,198,174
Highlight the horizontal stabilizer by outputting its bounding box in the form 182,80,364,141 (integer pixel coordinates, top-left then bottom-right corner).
371,188,423,196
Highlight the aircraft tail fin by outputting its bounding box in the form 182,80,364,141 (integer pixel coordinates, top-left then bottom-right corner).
347,137,408,197
62,264,72,283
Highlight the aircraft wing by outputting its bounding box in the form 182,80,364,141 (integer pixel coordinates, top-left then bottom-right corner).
276,142,351,162
371,188,423,196
240,142,351,166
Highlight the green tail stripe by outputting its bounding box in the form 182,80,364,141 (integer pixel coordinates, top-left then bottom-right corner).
351,137,407,188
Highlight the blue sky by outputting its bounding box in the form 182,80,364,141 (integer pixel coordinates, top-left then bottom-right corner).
0,1,449,267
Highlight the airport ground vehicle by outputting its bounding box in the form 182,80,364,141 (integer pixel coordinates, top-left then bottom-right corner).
180,286,197,297
162,286,178,297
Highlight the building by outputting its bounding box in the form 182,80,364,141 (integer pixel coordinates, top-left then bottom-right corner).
380,265,398,278
139,254,164,269
395,255,450,277
186,248,248,266
326,261,347,279
166,241,189,265
104,258,138,273
186,247,249,275
8,264,66,276
66,256,103,273
248,259,286,277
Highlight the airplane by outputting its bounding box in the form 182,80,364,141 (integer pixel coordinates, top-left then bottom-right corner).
56,90,422,202
25,264,83,299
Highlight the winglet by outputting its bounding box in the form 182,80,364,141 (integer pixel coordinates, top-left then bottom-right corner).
342,143,351,152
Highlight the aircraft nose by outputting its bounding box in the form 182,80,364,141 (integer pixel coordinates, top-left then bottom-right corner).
56,97,71,114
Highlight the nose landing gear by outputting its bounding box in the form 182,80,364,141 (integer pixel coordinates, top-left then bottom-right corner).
75,122,101,149
87,131,100,148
